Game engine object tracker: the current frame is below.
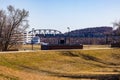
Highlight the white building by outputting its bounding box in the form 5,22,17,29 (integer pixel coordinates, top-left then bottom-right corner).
23,32,40,44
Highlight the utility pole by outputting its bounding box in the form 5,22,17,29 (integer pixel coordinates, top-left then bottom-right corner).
32,28,34,50
67,27,70,45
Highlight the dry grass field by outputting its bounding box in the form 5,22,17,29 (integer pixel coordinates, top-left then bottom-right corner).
0,45,120,80
20,44,40,50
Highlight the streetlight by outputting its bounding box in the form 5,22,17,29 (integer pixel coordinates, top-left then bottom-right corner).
67,27,70,32
31,28,34,50
67,27,70,45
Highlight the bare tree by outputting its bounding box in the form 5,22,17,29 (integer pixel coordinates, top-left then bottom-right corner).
0,5,29,51
113,21,120,35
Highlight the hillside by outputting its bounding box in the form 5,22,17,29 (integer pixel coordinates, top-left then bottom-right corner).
68,26,113,37
0,48,120,80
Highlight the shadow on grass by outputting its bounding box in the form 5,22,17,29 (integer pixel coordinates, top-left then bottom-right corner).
60,51,118,66
79,53,117,65
19,65,120,80
58,74,120,80
0,73,19,80
60,51,79,57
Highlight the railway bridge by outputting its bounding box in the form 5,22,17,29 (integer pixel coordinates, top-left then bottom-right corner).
29,29,62,35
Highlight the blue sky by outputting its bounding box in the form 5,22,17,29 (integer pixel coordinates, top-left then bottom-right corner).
0,0,120,32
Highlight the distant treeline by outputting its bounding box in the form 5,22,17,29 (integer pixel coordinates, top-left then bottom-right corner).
66,26,113,38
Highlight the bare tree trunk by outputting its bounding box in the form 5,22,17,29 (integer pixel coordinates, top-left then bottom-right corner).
0,5,29,51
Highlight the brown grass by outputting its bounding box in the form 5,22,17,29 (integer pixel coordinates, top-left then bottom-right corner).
0,48,120,80
20,44,40,50
0,66,69,80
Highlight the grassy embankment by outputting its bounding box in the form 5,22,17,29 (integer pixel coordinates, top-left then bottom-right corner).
0,46,120,80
